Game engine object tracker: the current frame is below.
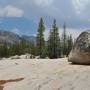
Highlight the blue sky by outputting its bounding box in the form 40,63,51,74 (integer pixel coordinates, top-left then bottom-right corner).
0,0,90,37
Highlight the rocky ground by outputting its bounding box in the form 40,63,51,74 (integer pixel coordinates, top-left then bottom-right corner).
0,58,90,90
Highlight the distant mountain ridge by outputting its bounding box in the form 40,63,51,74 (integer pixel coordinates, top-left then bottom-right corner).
0,30,36,44
22,35,36,44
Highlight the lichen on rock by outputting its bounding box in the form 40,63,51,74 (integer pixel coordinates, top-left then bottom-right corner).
68,30,90,64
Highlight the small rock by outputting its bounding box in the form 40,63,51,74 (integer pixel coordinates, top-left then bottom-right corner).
10,55,20,59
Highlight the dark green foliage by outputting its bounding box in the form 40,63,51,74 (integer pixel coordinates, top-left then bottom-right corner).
61,23,74,57
48,19,61,59
19,40,30,54
0,40,33,58
41,45,48,58
61,23,68,56
0,43,9,58
67,34,73,55
9,43,21,56
30,44,37,56
36,17,45,58
9,40,31,56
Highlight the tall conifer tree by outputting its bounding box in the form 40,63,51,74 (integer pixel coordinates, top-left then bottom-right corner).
62,23,68,56
67,34,73,55
36,17,45,58
48,19,61,58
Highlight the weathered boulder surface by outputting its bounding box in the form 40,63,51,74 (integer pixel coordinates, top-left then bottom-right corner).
10,54,35,59
68,30,90,64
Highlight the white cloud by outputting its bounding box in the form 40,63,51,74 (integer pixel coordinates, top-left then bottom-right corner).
0,5,24,17
11,28,20,34
35,0,53,7
44,28,83,40
72,0,89,14
44,28,50,40
59,28,83,39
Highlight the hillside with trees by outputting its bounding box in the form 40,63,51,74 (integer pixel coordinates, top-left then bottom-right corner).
0,18,74,59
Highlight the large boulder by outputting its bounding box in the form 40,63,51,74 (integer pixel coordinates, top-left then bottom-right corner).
68,30,90,64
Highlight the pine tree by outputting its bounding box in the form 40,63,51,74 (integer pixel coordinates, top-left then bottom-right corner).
67,34,73,55
48,19,61,59
9,43,21,56
30,44,37,56
19,40,30,54
36,17,45,58
0,43,9,58
62,23,68,56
